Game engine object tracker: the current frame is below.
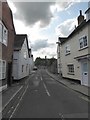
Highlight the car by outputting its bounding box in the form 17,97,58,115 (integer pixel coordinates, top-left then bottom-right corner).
33,66,37,70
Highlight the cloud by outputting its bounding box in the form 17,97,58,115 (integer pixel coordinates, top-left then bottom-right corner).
51,0,83,13
13,2,55,28
31,39,54,51
56,17,77,37
32,45,57,60
8,0,77,28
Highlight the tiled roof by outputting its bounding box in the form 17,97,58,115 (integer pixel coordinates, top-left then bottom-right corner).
14,34,27,50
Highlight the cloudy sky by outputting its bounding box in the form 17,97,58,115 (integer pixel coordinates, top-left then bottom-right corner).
7,0,89,60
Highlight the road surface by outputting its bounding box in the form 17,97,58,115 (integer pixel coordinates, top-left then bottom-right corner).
2,69,89,119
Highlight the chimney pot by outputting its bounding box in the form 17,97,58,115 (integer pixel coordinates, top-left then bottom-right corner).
80,10,82,15
77,10,84,25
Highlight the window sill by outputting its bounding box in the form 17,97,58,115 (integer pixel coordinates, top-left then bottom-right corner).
78,46,88,51
65,52,71,56
67,73,75,75
0,41,7,46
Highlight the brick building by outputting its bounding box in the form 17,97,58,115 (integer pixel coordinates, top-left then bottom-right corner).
0,1,16,90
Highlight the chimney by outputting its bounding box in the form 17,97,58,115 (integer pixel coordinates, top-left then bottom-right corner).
77,10,84,25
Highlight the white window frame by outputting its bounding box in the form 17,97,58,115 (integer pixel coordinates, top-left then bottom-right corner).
3,24,8,46
0,59,6,80
65,44,70,55
0,20,8,46
0,21,3,43
79,36,88,49
67,64,74,74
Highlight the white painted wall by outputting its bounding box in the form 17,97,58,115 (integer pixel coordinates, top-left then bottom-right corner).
59,24,89,83
12,51,19,79
57,45,61,74
28,57,34,73
12,38,29,80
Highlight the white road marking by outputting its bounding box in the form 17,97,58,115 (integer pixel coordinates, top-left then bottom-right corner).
43,82,50,97
59,113,64,119
11,106,14,109
2,86,23,111
8,110,11,114
9,85,28,119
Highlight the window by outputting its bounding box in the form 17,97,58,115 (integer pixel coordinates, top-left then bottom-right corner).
65,44,70,55
67,64,74,74
3,25,8,46
26,64,28,72
24,51,27,59
0,22,3,43
22,65,24,72
0,20,8,46
79,36,88,49
0,60,6,79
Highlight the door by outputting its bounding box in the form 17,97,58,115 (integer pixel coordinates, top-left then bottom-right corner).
7,62,12,86
81,61,88,86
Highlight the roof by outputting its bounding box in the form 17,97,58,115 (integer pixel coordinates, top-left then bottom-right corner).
58,37,67,44
14,34,29,50
85,7,90,14
59,19,90,45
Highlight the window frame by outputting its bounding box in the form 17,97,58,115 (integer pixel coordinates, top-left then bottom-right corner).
0,59,6,80
0,21,3,43
65,44,71,55
22,65,24,72
0,20,8,46
67,64,74,74
79,36,88,49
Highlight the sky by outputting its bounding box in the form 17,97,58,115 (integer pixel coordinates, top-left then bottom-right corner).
7,0,89,60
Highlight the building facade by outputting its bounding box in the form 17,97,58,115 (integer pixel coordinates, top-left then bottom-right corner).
28,49,34,74
0,2,15,90
57,4,90,86
12,34,31,80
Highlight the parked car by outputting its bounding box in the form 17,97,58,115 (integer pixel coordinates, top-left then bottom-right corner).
33,66,37,70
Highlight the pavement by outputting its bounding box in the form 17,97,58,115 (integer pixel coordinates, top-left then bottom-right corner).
0,84,23,113
0,85,7,93
46,70,90,97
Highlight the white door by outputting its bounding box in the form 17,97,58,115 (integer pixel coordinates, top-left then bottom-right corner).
81,62,88,86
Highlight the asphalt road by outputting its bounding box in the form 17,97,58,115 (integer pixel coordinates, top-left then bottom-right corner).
3,69,89,119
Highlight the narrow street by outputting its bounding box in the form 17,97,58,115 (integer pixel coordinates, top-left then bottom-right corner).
2,69,88,119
